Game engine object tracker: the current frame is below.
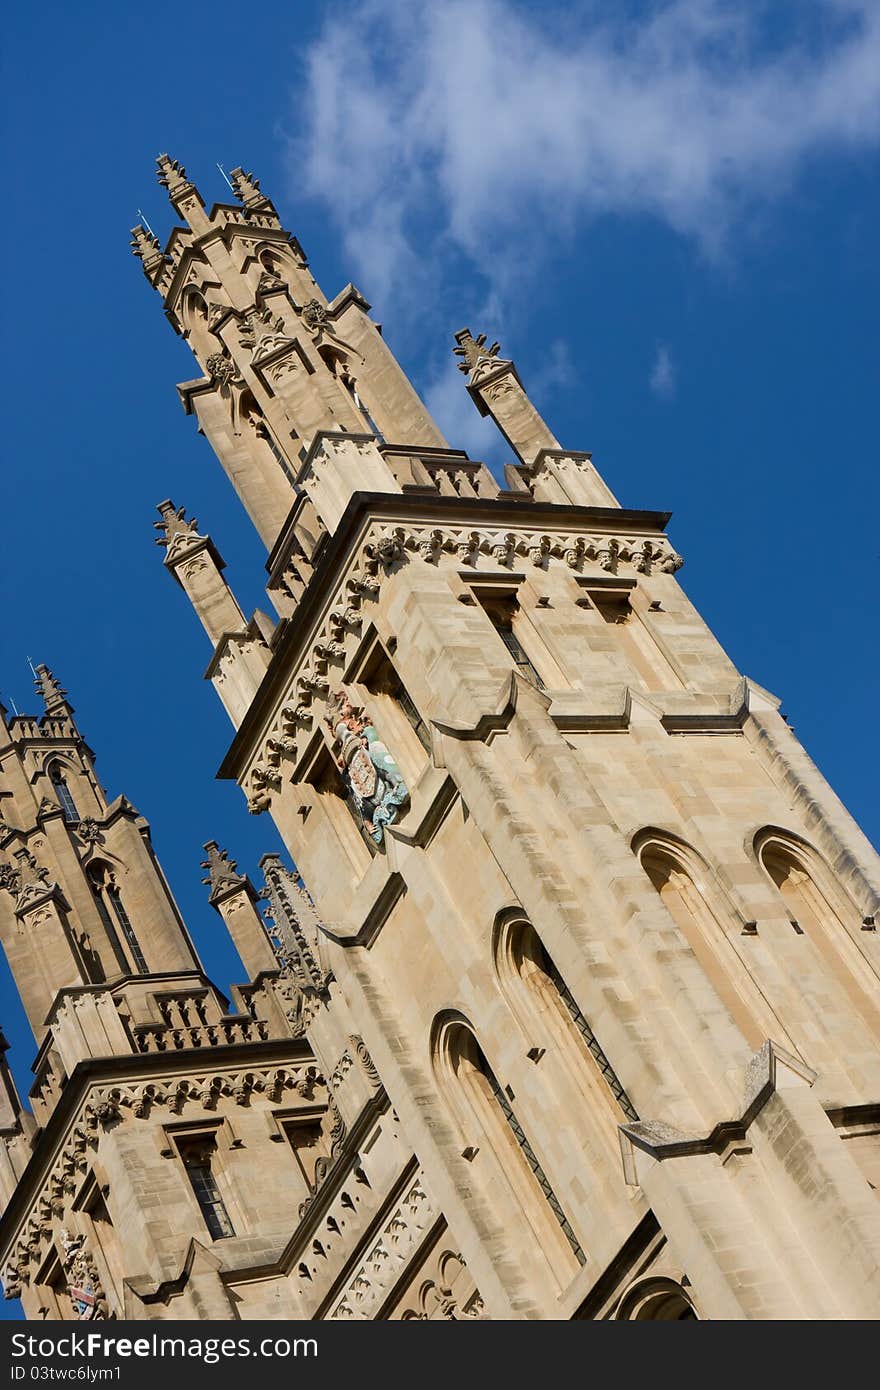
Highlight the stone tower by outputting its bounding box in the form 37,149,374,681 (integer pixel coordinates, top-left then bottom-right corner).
2,153,878,1322
0,668,337,1319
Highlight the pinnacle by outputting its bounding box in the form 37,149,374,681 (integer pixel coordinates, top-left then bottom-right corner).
229,166,271,210
453,328,502,375
156,153,189,192
130,223,162,264
33,664,72,718
201,840,247,903
154,499,199,549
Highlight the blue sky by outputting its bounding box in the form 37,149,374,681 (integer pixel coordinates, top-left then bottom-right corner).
0,0,878,1298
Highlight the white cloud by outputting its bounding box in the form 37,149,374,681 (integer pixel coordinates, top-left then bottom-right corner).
292,0,880,311
650,345,677,399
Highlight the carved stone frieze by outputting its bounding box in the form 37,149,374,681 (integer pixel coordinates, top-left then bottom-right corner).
328,1173,437,1320
244,514,682,806
1,1061,326,1298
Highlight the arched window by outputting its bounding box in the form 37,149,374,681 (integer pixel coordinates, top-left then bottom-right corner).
179,287,215,363
494,914,637,1129
637,833,767,1050
258,247,287,282
239,389,299,486
87,864,148,976
616,1277,698,1320
433,1015,584,1287
48,762,79,825
756,830,879,1032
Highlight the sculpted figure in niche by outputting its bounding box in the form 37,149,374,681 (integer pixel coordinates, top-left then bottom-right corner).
327,689,408,845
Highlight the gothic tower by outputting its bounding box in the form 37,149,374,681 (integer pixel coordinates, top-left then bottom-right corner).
135,154,880,1319
2,151,878,1322
0,669,340,1320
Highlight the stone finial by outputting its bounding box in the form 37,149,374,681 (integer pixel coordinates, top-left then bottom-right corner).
129,223,164,274
155,154,195,199
154,499,201,556
229,166,272,211
453,328,501,376
201,840,247,904
33,664,72,718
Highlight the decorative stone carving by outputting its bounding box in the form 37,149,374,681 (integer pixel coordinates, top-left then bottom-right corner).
0,850,54,913
0,861,21,896
661,551,685,573
58,1231,107,1321
326,689,409,845
76,819,104,846
34,664,71,715
257,269,284,294
259,855,329,995
417,529,444,563
238,306,296,367
350,1036,382,1090
154,501,204,562
206,351,241,392
328,1174,437,1320
301,299,329,330
453,328,501,376
201,841,247,904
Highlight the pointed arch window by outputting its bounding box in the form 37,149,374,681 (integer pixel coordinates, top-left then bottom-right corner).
239,389,299,487
637,833,767,1049
756,830,879,1032
87,864,148,977
106,885,148,975
433,1016,584,1286
495,915,638,1126
49,762,79,825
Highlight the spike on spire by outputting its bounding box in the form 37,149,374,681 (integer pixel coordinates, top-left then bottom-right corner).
33,664,73,719
229,166,274,213
201,841,248,904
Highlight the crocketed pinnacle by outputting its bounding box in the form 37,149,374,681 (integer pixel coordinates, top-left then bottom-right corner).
33,664,72,718
201,841,247,904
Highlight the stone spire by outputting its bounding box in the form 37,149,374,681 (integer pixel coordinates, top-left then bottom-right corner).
155,154,209,233
201,840,247,906
154,499,202,561
229,166,274,214
129,222,165,278
33,664,72,719
453,328,502,381
259,854,329,994
156,153,195,202
452,326,565,471
201,842,277,978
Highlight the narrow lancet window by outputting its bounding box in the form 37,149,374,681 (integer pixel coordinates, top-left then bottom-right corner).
49,763,79,825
